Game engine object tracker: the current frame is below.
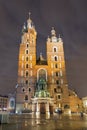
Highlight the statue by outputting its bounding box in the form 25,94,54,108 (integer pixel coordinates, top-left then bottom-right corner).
35,78,50,98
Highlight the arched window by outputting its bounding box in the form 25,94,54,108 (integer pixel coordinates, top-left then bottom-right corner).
54,48,56,52
53,46,57,52
58,95,61,99
25,95,28,100
26,50,28,54
26,57,28,61
26,64,28,68
25,80,28,85
38,69,46,80
56,80,60,85
56,72,58,76
54,56,58,61
55,64,58,68
22,88,25,92
26,71,28,77
26,44,29,48
29,88,31,92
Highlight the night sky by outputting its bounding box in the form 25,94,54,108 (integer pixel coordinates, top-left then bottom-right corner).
0,0,87,98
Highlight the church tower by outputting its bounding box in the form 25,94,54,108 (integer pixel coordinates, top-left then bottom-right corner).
47,27,69,109
16,13,37,112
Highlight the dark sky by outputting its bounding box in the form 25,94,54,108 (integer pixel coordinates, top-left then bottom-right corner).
0,0,87,98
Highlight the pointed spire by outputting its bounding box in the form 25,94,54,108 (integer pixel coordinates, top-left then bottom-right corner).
27,12,33,28
58,34,63,42
29,12,31,20
23,22,26,30
22,22,27,34
47,35,50,42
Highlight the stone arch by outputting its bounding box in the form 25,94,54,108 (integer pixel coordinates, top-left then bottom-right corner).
37,68,47,81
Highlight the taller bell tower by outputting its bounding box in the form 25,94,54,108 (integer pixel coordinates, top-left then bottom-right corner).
16,14,37,112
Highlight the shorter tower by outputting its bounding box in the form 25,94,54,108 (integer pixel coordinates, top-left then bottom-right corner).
47,28,69,110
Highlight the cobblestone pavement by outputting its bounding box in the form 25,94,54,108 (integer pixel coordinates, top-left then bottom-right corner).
0,114,87,130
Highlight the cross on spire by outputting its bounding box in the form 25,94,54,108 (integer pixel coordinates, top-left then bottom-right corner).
29,12,31,19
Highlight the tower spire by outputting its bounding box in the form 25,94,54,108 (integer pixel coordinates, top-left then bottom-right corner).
27,12,32,29
29,12,31,19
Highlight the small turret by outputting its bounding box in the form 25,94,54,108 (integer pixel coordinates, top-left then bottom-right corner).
22,23,27,34
51,27,56,36
58,34,63,42
51,27,57,42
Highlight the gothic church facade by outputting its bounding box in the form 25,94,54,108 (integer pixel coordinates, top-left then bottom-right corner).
15,14,82,114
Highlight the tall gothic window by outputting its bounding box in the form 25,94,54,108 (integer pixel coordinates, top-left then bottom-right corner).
26,50,28,54
26,71,28,77
25,80,28,85
56,72,58,76
26,57,28,61
38,69,46,80
26,64,28,68
56,80,60,85
26,43,29,48
54,48,57,52
54,56,58,61
58,95,61,99
55,64,58,68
